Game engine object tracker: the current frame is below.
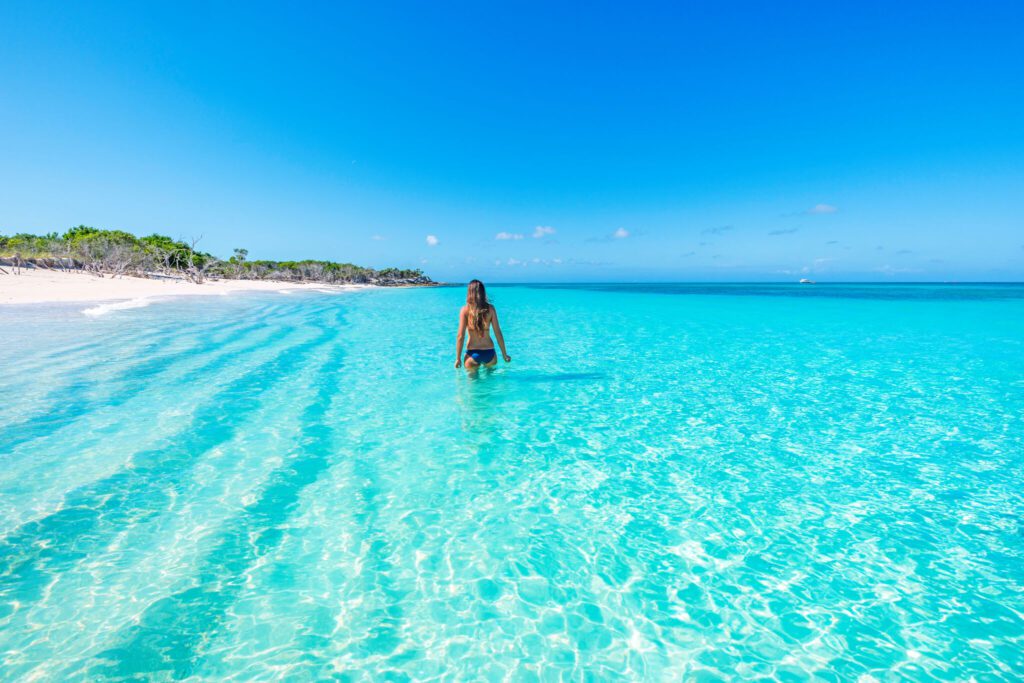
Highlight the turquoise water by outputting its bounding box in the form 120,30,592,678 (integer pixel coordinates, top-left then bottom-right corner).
2,283,1023,680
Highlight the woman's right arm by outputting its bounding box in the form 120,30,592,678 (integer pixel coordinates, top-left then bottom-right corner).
455,308,467,368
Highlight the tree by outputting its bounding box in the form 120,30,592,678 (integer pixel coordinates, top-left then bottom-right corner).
229,248,248,278
0,226,435,285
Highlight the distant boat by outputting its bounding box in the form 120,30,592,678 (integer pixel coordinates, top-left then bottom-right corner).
799,278,816,284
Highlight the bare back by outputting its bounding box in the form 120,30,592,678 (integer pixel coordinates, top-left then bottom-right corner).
461,305,494,349
455,288,510,369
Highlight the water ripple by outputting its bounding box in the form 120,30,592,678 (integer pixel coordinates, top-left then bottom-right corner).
0,286,1022,680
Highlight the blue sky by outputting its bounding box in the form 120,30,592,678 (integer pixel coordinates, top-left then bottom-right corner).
1,1,1022,282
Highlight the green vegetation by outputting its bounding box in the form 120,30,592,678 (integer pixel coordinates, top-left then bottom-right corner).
0,226,432,285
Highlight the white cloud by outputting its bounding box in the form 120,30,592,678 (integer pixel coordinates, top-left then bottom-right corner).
533,226,556,239
701,225,734,235
507,258,525,266
586,227,634,243
791,257,838,275
495,231,524,240
874,264,921,276
425,235,439,247
806,203,838,215
520,257,564,266
371,234,385,241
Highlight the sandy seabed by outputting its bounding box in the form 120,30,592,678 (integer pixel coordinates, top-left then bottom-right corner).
0,268,370,308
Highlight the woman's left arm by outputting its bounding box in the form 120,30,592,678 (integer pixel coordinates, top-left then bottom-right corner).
491,307,511,362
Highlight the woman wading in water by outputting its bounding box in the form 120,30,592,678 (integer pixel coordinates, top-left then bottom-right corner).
455,280,511,370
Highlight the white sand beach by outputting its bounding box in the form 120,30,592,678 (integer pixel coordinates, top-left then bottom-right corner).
0,267,370,307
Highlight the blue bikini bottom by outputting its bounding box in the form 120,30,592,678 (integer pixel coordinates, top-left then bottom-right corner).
466,348,496,364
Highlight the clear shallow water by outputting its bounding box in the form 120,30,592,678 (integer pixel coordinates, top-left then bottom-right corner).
1,283,1023,681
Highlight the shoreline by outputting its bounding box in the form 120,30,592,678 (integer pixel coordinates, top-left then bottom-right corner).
0,267,376,308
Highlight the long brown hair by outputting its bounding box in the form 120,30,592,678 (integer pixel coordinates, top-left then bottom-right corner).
466,279,491,333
